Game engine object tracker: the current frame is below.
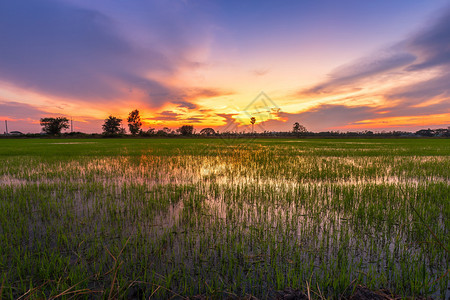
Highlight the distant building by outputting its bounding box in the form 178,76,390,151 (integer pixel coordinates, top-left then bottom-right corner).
9,131,24,136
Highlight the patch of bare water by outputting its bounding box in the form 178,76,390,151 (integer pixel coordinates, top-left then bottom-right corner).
49,142,98,145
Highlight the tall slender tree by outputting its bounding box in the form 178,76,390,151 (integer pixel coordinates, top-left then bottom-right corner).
250,117,256,133
127,109,142,135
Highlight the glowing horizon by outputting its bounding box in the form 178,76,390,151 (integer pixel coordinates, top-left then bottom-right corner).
0,0,449,134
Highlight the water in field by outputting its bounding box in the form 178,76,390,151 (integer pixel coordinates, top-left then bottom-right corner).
0,139,448,299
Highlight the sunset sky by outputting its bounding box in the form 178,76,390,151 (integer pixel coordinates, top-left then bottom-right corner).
0,0,449,133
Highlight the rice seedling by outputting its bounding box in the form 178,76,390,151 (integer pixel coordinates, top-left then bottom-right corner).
0,138,448,298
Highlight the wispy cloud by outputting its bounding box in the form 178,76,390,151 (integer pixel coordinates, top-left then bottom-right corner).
292,5,450,130
0,101,47,121
173,101,197,110
151,111,180,121
300,6,450,97
406,8,450,71
304,52,415,95
1,1,448,132
0,0,212,107
252,69,270,77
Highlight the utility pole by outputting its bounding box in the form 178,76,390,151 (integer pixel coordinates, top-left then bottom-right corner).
5,120,8,135
71,117,73,133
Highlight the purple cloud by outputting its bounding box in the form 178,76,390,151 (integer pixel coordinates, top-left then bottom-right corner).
0,101,47,120
406,8,450,71
306,52,415,94
0,0,209,107
299,5,450,99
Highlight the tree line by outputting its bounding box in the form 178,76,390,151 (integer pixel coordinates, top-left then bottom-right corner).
38,111,449,137
39,110,305,136
101,110,196,136
39,110,196,136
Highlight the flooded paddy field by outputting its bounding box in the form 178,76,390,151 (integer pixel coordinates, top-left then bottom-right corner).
0,138,448,299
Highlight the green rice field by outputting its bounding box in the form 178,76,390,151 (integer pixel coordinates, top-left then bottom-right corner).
0,138,449,299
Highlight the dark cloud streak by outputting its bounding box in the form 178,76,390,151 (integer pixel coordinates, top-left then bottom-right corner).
299,4,450,104
307,52,415,94
406,8,450,71
0,101,47,120
0,0,201,106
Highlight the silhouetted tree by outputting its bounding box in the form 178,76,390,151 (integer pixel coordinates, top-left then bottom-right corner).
40,117,69,135
415,128,435,137
127,109,142,135
136,128,155,137
178,125,194,136
293,122,307,134
250,117,256,133
102,115,122,135
200,128,215,136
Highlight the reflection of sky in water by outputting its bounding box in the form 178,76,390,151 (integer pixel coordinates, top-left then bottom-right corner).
1,154,448,187
1,141,449,298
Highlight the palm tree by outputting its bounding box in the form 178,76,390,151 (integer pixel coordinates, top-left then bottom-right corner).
250,117,256,134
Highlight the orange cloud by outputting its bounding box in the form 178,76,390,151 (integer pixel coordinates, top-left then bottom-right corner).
339,113,450,129
0,116,22,122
